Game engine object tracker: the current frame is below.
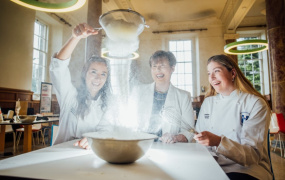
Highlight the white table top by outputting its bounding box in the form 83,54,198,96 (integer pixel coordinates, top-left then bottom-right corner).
0,140,229,180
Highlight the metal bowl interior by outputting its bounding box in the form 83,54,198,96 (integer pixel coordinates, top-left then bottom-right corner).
84,131,157,164
99,9,146,39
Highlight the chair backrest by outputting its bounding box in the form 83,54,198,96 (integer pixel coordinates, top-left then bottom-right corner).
32,123,42,130
276,113,285,133
19,101,28,115
7,110,14,119
5,125,14,133
50,124,59,146
270,113,279,133
267,130,275,180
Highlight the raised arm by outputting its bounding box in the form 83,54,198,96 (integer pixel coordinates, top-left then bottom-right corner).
56,23,99,60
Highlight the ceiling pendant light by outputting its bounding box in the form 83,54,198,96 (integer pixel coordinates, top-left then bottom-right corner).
224,39,268,55
10,0,86,13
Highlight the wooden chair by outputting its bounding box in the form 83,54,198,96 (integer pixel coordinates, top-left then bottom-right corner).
270,112,285,157
276,113,285,158
3,110,16,152
16,123,46,149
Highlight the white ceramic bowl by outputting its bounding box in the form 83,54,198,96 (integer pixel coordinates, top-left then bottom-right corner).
84,131,157,164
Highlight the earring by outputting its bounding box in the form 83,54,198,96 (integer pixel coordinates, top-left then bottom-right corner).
232,78,235,82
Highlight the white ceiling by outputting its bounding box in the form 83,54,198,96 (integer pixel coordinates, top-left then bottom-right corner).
130,0,227,23
53,0,267,32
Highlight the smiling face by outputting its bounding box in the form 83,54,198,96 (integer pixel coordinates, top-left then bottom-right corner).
151,57,174,90
207,61,236,96
85,62,108,97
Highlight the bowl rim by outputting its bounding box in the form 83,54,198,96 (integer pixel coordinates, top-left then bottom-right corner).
83,132,158,141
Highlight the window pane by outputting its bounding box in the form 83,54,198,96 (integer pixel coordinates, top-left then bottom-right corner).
32,20,48,94
184,41,191,50
176,52,184,62
171,74,178,85
177,63,184,73
185,74,192,85
169,40,193,94
33,36,39,49
169,41,176,51
184,51,191,61
177,41,184,51
185,63,192,73
177,74,184,85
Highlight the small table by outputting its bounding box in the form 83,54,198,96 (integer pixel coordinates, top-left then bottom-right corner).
0,118,59,153
0,140,229,180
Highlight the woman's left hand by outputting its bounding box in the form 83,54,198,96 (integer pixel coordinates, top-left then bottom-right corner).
160,133,188,143
73,137,90,150
160,133,177,143
194,131,221,147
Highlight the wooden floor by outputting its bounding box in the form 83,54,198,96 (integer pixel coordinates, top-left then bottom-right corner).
1,135,285,180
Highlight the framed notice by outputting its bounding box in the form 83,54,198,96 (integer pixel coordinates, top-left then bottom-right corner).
40,82,52,113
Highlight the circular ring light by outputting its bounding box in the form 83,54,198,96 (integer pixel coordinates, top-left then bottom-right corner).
11,0,86,13
101,51,139,60
224,39,268,55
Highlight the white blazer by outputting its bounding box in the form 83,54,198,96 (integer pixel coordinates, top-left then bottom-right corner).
129,82,195,142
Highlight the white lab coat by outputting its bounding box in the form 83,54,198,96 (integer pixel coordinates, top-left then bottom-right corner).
196,90,272,180
129,82,195,142
49,57,113,145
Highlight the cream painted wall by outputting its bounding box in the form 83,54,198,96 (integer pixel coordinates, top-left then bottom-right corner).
0,0,35,90
0,1,87,93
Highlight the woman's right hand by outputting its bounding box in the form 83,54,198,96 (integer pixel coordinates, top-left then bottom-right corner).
194,131,221,147
56,23,99,60
73,137,90,150
72,23,99,39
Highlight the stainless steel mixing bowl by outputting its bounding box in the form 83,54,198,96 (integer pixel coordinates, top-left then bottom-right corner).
83,131,157,164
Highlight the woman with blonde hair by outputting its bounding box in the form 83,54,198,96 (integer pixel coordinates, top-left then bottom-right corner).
195,54,273,180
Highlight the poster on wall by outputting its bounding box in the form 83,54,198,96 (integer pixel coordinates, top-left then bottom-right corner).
40,82,52,113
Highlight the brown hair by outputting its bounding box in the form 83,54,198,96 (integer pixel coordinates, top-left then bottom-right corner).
149,50,176,67
76,56,112,119
206,54,269,107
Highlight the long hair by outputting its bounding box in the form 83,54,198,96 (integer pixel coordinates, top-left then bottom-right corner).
205,54,269,107
76,56,112,119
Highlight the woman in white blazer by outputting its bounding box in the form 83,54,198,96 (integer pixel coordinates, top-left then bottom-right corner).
129,50,195,143
194,55,273,180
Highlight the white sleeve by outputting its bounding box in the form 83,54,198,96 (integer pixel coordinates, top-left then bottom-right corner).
179,92,195,142
49,56,77,108
195,98,209,133
216,98,270,166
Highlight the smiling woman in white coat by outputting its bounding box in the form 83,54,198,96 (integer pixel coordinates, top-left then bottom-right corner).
50,23,113,149
129,50,195,143
194,54,273,180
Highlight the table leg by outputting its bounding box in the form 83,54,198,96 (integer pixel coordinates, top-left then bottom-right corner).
0,125,6,153
23,125,32,153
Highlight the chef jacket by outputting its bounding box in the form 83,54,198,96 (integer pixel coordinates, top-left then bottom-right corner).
129,82,195,142
49,56,113,145
196,90,272,180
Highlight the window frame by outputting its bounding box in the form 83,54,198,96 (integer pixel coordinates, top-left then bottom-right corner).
167,38,196,97
237,36,265,94
32,19,49,94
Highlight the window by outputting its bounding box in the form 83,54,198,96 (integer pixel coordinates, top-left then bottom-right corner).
169,40,193,95
237,37,263,93
32,20,48,94
109,59,130,96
